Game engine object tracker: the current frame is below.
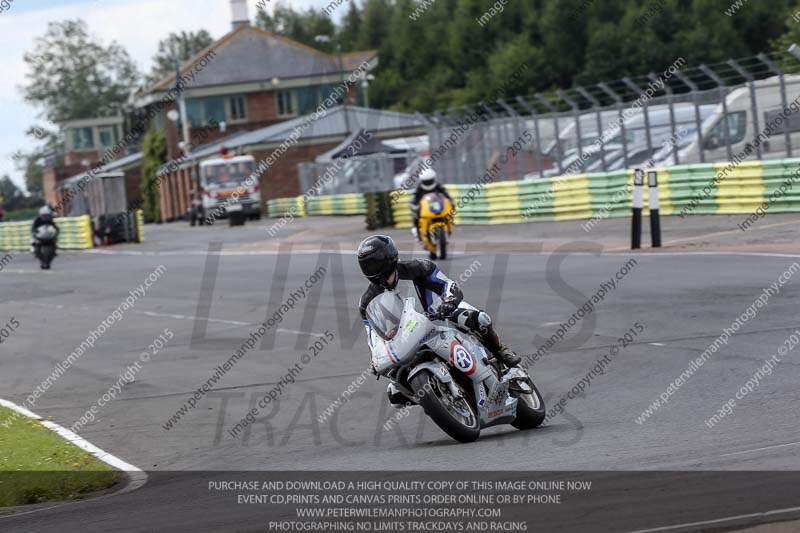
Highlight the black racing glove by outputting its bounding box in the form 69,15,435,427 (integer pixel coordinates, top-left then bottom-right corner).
437,300,458,319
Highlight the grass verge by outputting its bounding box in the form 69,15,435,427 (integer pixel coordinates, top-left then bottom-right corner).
0,406,122,507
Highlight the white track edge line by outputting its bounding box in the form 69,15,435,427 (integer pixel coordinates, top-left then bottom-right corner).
0,398,147,500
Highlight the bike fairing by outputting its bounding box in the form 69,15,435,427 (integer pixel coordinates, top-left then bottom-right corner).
357,235,520,368
362,290,545,441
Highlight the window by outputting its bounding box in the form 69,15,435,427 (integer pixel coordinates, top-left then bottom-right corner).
295,86,319,115
70,127,94,150
764,108,800,135
98,126,119,148
294,84,347,115
187,96,226,127
227,95,247,122
277,90,296,117
606,130,636,147
705,111,747,148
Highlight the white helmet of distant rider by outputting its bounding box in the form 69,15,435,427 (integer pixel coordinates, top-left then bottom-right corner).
418,168,438,191
39,205,53,216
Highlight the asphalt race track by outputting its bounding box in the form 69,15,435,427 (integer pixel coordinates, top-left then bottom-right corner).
1,215,799,532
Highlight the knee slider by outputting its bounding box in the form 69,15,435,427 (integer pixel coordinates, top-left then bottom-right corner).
477,311,492,328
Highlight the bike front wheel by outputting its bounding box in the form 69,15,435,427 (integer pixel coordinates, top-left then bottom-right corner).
410,370,480,443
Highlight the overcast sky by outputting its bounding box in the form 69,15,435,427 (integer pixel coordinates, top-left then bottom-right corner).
0,0,343,191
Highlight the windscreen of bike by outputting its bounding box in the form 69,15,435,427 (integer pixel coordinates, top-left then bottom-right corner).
365,292,405,340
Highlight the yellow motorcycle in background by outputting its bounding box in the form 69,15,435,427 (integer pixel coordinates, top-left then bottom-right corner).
418,192,454,260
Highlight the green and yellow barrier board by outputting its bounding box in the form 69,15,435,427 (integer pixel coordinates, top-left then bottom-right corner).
307,193,366,216
262,158,800,228
266,196,305,218
266,193,365,218
136,209,145,243
0,215,93,251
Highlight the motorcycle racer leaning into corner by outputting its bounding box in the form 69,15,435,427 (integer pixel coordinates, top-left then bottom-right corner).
357,235,521,407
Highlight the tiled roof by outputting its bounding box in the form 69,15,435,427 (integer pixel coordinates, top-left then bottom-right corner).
148,25,377,93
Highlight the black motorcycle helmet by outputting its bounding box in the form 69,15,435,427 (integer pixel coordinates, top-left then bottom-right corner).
357,235,399,289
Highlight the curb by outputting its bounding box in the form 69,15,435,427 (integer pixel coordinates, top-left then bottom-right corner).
0,398,148,501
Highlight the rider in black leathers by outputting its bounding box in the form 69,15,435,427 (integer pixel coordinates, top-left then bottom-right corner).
31,205,59,256
357,235,520,369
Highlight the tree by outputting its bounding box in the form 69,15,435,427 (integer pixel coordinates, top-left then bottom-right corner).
140,127,167,222
13,150,46,199
770,0,800,70
147,30,215,86
22,20,140,123
356,0,392,50
0,176,22,211
577,22,628,85
0,176,38,212
485,36,547,101
337,2,363,50
248,0,796,113
255,2,335,52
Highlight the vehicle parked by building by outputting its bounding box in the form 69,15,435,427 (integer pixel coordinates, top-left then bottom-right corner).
199,154,261,223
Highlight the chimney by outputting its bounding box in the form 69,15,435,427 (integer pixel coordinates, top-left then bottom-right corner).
231,0,250,30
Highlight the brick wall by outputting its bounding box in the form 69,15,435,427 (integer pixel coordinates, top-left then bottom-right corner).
252,141,340,204
44,162,91,213
247,91,278,123
63,150,100,167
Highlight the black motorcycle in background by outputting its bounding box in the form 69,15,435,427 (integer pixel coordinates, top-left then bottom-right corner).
33,224,58,269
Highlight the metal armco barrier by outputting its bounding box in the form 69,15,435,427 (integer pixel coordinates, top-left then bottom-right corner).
0,215,94,251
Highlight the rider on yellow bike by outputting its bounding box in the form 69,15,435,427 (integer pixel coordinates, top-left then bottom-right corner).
410,169,452,242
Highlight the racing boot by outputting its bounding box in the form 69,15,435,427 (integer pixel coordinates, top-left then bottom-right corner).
494,344,521,368
477,316,521,367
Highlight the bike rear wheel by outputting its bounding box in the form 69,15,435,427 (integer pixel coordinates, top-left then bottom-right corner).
510,380,546,430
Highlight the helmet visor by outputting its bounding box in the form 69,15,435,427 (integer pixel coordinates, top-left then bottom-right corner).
360,254,390,279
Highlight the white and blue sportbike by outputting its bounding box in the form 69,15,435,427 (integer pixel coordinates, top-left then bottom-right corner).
366,292,545,443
